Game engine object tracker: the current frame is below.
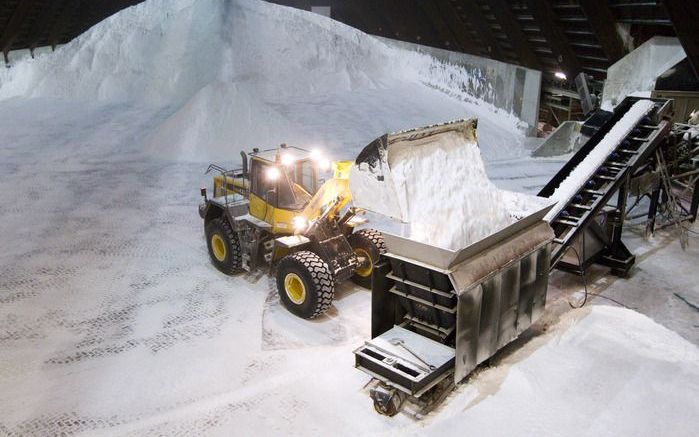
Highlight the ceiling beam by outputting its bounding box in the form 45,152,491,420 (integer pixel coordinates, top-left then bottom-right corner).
27,0,62,53
663,0,699,78
356,0,398,39
430,0,480,55
578,0,626,63
486,0,542,70
48,0,77,50
336,1,385,37
451,0,504,61
417,0,462,50
71,1,144,37
385,0,442,46
0,0,34,63
418,0,463,51
523,0,583,78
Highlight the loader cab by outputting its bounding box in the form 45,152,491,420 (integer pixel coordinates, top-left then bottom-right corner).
248,146,324,232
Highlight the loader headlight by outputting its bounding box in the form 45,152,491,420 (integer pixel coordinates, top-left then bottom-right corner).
266,167,280,180
281,153,295,166
310,149,331,171
292,216,308,232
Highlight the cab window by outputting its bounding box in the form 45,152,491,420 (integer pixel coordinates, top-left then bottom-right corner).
251,160,275,204
294,160,317,194
277,169,311,210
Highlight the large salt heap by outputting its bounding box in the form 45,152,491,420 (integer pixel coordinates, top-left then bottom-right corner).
0,0,527,162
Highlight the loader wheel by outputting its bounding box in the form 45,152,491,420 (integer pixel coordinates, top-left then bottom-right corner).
348,228,386,288
276,251,334,319
205,218,242,275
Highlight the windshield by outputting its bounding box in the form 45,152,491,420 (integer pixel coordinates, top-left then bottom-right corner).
278,161,315,210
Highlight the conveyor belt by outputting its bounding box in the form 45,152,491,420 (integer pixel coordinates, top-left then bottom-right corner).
538,97,673,269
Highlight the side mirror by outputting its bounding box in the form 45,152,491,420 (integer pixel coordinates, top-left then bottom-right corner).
200,187,208,201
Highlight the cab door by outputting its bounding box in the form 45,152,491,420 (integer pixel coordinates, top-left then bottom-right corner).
249,159,275,223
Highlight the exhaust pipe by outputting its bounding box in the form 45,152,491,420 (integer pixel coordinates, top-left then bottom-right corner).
241,151,248,177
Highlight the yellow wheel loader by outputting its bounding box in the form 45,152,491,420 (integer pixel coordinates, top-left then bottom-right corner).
198,145,386,319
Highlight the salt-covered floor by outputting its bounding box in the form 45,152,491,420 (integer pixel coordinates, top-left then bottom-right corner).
1,95,697,437
551,222,699,346
1,0,698,435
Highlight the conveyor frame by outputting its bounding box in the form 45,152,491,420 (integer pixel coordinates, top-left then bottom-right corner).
539,97,674,275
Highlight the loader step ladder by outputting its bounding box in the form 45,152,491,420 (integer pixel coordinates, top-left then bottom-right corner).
539,98,673,275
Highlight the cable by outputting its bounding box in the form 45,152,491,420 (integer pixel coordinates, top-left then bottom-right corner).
656,148,690,248
565,245,633,310
625,193,649,215
566,245,588,309
657,206,699,237
581,292,633,309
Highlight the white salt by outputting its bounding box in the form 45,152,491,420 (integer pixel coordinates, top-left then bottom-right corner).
388,135,513,250
0,0,527,163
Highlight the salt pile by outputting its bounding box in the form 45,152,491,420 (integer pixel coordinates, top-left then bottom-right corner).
0,0,527,162
544,99,654,221
411,305,699,437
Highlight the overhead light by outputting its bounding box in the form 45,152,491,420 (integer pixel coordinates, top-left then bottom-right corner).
554,71,567,80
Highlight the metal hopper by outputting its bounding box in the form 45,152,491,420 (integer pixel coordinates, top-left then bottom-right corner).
354,199,555,416
351,117,555,415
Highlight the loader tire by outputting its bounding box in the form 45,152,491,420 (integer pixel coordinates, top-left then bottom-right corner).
348,228,386,288
276,251,334,319
205,218,242,275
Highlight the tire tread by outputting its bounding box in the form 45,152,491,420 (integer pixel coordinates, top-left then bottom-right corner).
206,218,242,274
278,251,334,319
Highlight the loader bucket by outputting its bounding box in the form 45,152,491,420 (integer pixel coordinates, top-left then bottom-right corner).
349,119,478,222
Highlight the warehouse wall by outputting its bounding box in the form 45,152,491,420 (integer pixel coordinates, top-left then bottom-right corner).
379,37,541,136
603,36,686,110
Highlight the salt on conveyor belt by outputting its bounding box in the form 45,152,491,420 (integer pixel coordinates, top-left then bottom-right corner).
544,100,655,222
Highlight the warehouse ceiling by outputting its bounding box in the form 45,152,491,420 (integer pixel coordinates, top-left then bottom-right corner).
1,0,697,123
0,0,143,59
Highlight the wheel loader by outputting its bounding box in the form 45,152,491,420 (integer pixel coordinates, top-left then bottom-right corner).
198,144,386,319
